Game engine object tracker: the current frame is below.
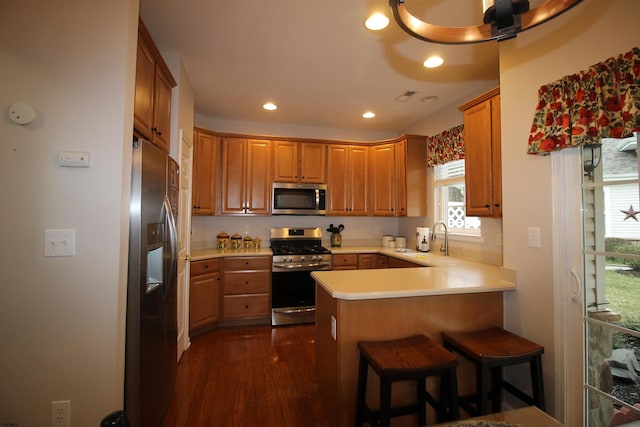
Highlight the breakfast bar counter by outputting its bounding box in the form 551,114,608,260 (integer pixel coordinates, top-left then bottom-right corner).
311,255,516,427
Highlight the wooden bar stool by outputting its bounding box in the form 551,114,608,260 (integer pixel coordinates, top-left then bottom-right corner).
442,327,545,417
355,334,460,427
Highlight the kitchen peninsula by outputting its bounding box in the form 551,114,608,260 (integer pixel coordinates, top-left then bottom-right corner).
311,253,515,427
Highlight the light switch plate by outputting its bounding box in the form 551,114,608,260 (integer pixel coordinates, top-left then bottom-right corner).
44,229,76,257
528,227,541,248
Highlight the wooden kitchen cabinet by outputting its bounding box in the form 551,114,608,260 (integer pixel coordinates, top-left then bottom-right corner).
327,145,369,215
189,259,220,336
387,256,420,268
221,256,271,325
134,20,176,153
460,87,502,217
332,254,358,270
370,142,407,216
357,254,378,270
376,254,388,269
192,127,218,215
221,137,271,215
273,141,327,183
332,253,379,270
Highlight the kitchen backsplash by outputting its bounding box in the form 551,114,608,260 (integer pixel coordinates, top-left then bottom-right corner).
191,216,403,250
191,214,503,265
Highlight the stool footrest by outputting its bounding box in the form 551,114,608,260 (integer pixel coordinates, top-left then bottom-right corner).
501,379,536,406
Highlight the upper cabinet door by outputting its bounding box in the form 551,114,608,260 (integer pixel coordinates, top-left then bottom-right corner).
300,142,326,183
192,128,218,215
134,38,155,139
133,20,176,153
461,88,501,217
221,138,247,214
245,140,271,214
347,146,369,216
273,141,326,183
273,141,299,183
370,144,396,216
221,138,271,215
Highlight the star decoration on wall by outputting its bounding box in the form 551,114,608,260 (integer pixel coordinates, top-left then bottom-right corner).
621,205,640,221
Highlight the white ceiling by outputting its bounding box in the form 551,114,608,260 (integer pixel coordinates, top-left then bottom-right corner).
140,0,505,134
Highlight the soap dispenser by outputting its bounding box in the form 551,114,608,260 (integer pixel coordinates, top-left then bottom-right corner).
420,236,429,252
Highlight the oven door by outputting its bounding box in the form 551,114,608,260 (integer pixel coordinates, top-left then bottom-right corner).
271,270,316,326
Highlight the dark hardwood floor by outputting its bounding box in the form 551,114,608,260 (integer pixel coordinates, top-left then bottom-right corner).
161,324,332,427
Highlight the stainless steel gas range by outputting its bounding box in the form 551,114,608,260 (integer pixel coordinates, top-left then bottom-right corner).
270,227,332,326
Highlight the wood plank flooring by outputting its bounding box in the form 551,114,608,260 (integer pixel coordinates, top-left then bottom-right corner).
161,324,332,427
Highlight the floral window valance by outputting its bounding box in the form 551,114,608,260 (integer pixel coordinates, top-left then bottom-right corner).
528,46,640,155
426,124,464,167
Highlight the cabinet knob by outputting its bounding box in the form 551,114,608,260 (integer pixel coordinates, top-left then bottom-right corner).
245,304,249,309
485,204,491,208
494,203,501,207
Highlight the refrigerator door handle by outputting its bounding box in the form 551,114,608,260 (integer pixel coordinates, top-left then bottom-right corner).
163,195,178,294
146,280,163,294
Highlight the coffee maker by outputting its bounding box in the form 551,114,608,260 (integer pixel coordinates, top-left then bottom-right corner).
416,227,430,252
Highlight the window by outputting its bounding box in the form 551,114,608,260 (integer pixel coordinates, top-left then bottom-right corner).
433,159,480,235
583,135,640,426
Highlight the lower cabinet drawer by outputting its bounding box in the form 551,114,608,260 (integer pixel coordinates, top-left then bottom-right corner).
223,271,271,295
223,294,270,319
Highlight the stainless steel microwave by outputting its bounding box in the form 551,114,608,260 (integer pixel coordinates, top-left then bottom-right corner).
271,183,327,215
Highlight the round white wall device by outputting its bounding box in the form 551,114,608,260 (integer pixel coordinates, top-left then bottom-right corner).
9,101,36,125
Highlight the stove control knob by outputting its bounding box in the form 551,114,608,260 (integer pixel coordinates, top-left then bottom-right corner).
300,256,305,262
312,255,319,261
287,257,293,263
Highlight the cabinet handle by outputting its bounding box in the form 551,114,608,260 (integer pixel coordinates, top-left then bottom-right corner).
494,203,501,207
204,265,208,269
245,304,249,309
245,281,249,285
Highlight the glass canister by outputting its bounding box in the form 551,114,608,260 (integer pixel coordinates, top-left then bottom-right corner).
230,233,242,249
217,231,230,250
243,235,253,249
330,232,342,248
253,237,261,249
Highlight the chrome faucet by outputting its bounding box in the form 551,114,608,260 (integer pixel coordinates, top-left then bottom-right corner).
432,221,449,256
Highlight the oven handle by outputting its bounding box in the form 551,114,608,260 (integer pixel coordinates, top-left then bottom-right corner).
272,262,332,270
273,307,316,315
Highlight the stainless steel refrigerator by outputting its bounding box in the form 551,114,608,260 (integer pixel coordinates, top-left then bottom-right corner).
125,137,178,427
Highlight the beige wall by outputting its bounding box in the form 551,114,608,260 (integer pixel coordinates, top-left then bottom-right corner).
498,0,639,419
0,2,138,426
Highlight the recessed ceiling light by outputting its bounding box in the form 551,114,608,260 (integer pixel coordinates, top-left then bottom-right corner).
362,111,376,119
423,56,444,68
365,13,389,31
263,102,277,111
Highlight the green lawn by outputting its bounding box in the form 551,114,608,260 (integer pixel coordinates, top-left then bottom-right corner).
606,269,640,328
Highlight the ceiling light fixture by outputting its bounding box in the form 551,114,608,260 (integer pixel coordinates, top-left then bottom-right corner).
362,111,376,119
263,102,277,111
421,96,439,103
389,0,584,44
365,13,390,30
423,56,444,68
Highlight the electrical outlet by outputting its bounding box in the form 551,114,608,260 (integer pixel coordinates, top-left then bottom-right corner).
51,400,70,427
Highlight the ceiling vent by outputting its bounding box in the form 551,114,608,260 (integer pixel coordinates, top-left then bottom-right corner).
396,91,417,102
